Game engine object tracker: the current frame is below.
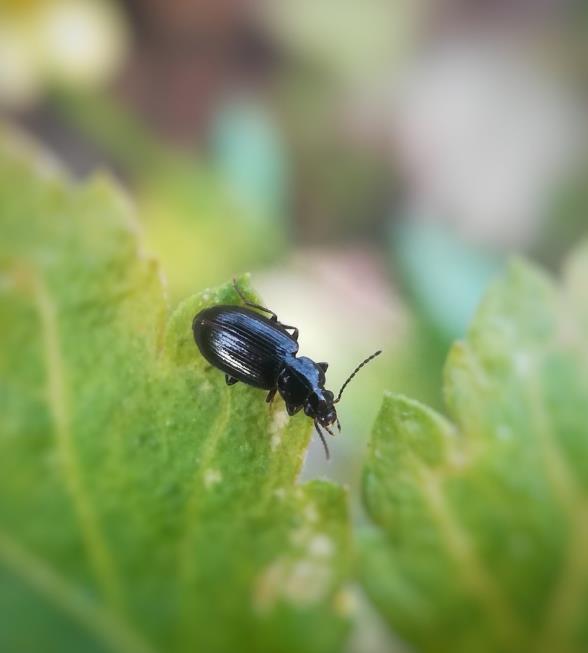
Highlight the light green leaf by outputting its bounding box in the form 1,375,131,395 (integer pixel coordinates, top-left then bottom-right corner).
0,130,351,653
361,254,588,652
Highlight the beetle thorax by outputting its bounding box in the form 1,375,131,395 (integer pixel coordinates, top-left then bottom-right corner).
277,356,333,419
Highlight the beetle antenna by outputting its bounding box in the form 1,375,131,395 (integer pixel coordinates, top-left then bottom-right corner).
334,350,382,404
315,422,330,460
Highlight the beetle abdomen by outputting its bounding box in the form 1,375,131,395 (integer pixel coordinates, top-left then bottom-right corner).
193,306,299,389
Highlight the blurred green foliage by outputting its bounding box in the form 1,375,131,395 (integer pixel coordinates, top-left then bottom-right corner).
361,253,588,652
139,161,284,302
56,90,288,303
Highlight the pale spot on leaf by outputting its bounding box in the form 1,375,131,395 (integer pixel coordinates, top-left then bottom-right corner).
270,408,289,452
203,468,222,489
308,535,334,557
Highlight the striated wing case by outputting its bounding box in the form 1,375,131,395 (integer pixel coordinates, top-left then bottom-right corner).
193,306,299,389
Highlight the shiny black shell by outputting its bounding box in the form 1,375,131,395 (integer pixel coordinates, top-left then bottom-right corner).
193,306,299,389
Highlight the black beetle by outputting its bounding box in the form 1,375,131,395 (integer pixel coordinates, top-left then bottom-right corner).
192,280,381,458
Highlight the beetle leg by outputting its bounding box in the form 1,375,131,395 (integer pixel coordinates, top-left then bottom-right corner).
233,278,279,321
232,279,300,340
225,374,239,386
286,403,302,416
265,387,277,403
336,417,341,432
314,421,330,460
282,325,299,341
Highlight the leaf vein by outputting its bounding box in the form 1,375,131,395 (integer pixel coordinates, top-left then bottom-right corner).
35,276,124,611
418,464,528,650
527,372,588,651
0,530,156,653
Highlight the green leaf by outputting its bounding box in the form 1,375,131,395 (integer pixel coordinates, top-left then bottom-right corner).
0,129,351,653
361,253,588,653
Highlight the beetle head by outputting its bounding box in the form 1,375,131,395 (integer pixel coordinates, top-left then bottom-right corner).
304,389,338,428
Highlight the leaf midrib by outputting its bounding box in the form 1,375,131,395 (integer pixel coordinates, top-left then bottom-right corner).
35,274,125,613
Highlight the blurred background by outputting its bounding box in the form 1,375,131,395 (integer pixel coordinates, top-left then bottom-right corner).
2,0,587,503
